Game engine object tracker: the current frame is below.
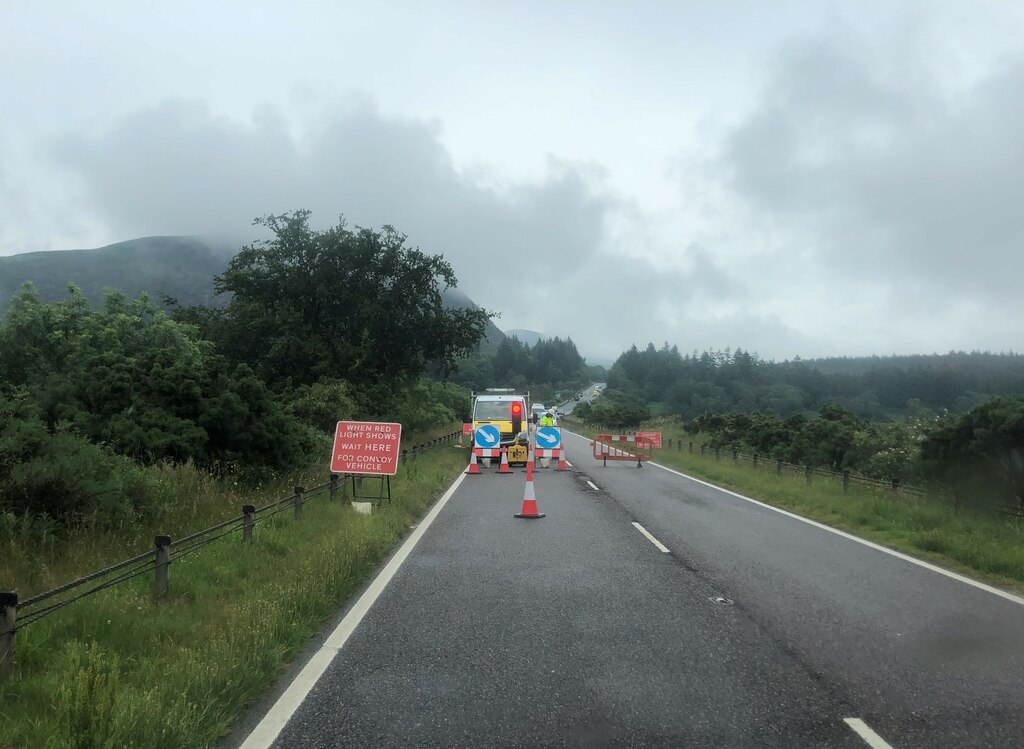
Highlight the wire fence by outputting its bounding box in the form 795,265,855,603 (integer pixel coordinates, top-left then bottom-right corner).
579,423,941,500
0,431,460,678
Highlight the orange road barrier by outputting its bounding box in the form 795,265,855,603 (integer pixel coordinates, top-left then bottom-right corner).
556,448,569,472
592,434,654,468
466,450,481,475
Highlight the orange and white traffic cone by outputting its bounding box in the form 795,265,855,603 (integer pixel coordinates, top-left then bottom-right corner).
515,460,545,518
556,448,569,471
497,447,512,475
466,450,481,475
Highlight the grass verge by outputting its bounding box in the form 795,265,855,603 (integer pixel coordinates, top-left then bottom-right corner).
565,419,1024,592
0,440,467,748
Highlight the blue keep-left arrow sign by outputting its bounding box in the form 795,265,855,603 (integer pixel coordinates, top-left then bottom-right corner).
474,424,501,448
536,426,561,448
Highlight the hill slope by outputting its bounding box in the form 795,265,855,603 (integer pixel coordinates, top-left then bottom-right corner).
0,236,237,310
503,329,545,347
0,236,505,347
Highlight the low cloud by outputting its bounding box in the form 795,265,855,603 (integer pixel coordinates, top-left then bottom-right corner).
721,33,1024,302
46,95,753,360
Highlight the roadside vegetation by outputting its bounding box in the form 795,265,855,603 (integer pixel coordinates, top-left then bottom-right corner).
575,343,1024,515
0,211,484,746
0,445,466,748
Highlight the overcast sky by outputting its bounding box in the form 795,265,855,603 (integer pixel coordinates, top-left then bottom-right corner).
3,1,1024,362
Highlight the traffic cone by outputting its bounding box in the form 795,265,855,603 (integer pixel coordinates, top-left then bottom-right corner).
466,450,480,475
556,448,569,471
497,447,512,475
515,460,545,518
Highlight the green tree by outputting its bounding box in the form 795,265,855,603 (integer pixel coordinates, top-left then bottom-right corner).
921,396,1024,510
214,211,491,388
0,283,305,471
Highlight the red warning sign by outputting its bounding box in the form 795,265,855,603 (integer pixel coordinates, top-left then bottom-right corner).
636,431,662,448
330,421,402,475
463,422,473,435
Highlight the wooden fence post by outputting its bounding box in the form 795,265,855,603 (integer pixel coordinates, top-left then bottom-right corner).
330,474,339,501
732,447,738,463
154,535,171,601
689,441,693,454
293,486,305,521
242,505,255,544
776,458,783,476
891,477,900,494
1,591,16,678
715,447,720,460
753,453,759,468
804,466,811,484
843,471,850,494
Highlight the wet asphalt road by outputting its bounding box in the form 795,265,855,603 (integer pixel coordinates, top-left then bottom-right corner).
241,430,1024,748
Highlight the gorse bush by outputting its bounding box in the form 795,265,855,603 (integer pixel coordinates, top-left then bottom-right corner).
0,390,157,526
284,378,357,434
0,284,307,471
922,396,1024,510
0,285,311,525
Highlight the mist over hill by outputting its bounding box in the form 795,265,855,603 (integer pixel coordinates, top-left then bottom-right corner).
0,235,506,348
503,329,544,347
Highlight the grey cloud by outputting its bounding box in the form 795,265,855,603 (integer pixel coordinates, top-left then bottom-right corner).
721,34,1024,300
45,94,811,361
49,97,612,307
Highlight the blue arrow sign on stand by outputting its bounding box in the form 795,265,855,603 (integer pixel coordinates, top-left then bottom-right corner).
474,424,501,448
536,426,561,449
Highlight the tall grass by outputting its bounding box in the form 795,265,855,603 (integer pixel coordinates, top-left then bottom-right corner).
0,438,467,748
566,419,1024,590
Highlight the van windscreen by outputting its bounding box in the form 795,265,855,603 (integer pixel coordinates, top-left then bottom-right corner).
475,400,518,421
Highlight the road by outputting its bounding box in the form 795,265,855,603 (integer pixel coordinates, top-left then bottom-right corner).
554,382,605,417
233,429,1024,748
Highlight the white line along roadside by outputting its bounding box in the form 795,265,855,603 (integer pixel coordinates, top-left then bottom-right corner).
647,460,1024,608
586,480,600,491
632,522,670,553
559,428,1024,607
240,471,469,749
844,718,896,748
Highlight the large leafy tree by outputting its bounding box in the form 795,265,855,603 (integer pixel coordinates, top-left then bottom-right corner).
214,211,491,388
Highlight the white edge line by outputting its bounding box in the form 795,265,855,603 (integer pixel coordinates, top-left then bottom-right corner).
646,459,1024,607
240,470,468,748
560,429,1024,607
586,480,600,491
632,521,670,553
844,718,895,749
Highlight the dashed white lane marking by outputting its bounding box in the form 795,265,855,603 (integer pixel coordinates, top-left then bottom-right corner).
240,471,468,748
632,522,670,553
586,480,600,491
645,459,1024,608
844,718,895,748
